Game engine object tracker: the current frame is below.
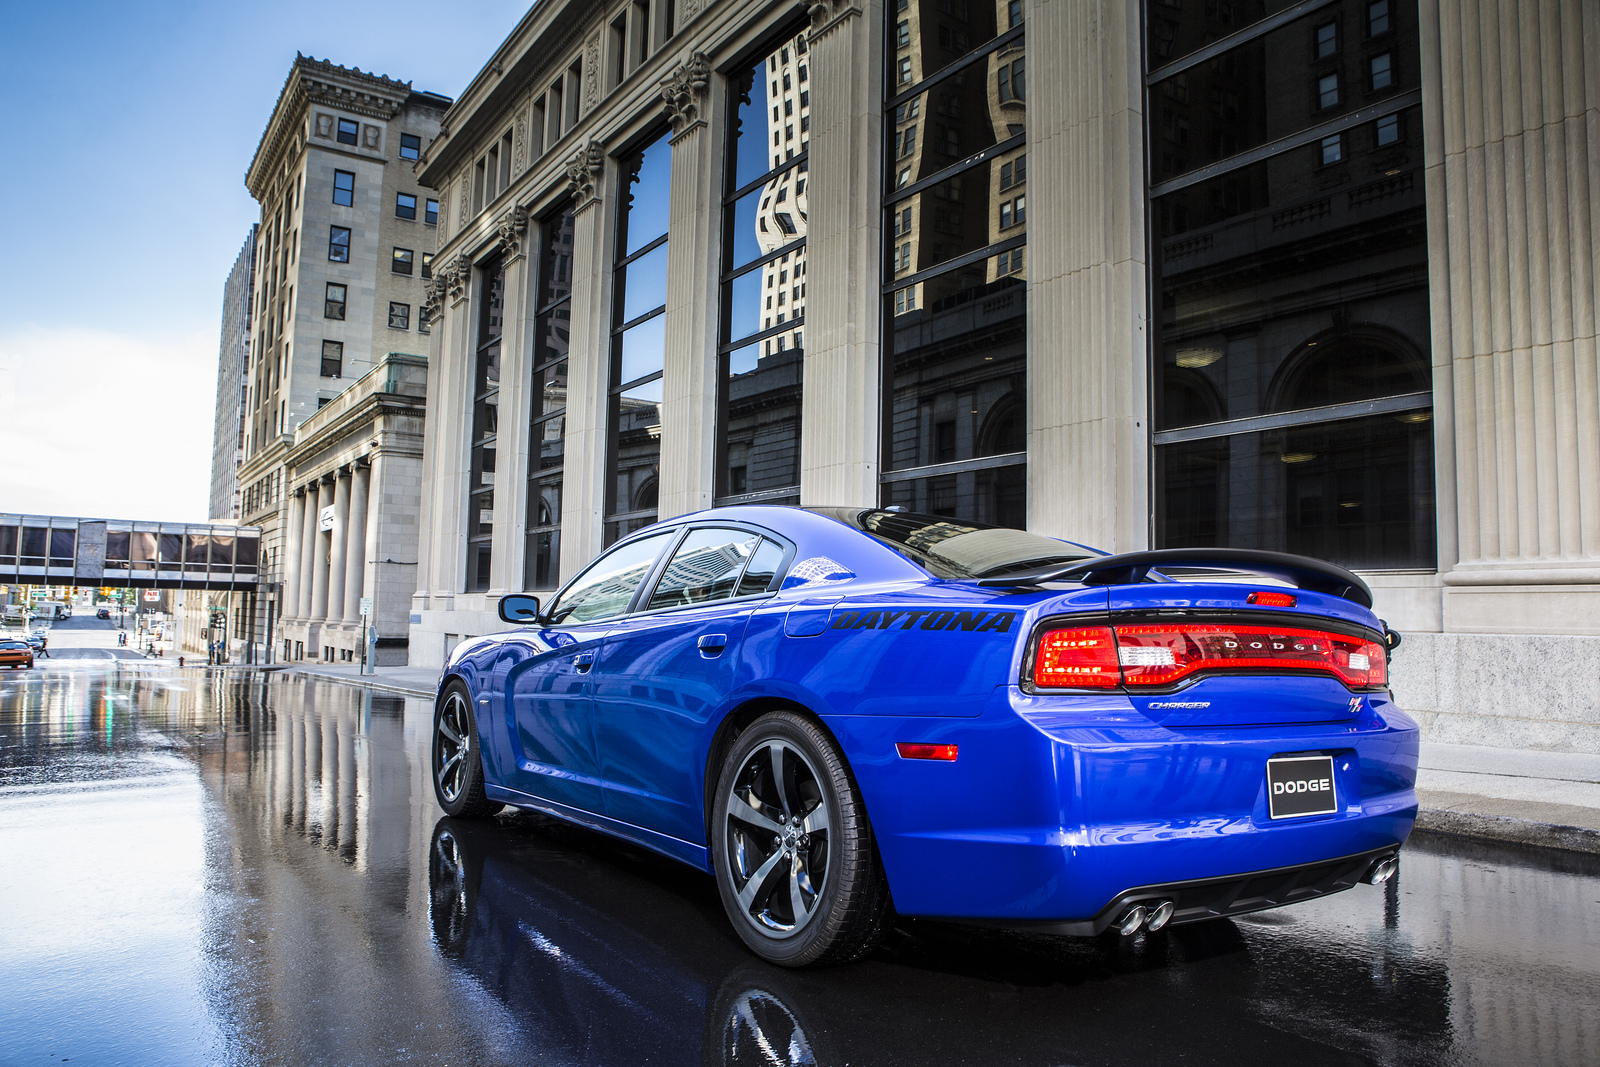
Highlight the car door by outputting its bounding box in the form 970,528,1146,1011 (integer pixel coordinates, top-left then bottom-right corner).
592,528,789,844
505,530,677,814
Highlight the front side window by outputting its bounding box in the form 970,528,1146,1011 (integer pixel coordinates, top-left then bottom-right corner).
328,226,350,262
396,192,417,219
388,301,410,330
392,247,414,275
400,132,421,160
1370,52,1392,91
1318,73,1340,109
320,340,343,378
545,530,676,625
324,282,346,319
425,198,439,225
337,118,358,145
644,528,762,610
421,252,434,280
466,258,504,592
333,170,355,206
604,132,672,545
718,28,810,508
880,4,1028,527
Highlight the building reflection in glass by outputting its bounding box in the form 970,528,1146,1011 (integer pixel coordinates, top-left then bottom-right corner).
526,200,575,590
882,0,1027,528
1147,0,1433,569
718,28,811,505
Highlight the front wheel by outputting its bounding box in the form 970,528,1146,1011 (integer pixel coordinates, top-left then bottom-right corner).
711,710,889,967
431,681,502,818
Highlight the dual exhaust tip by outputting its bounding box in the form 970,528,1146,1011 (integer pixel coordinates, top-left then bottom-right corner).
1115,899,1176,937
1115,855,1399,937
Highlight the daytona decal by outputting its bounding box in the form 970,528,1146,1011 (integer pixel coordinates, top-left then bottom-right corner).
831,609,1017,633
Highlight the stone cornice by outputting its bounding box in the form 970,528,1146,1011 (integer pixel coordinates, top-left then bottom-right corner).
247,55,419,201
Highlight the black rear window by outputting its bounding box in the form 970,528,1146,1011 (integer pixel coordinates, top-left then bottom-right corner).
810,508,1099,580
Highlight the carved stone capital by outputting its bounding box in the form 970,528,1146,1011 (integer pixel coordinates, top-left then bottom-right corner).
566,139,605,205
496,203,531,260
448,254,472,305
808,0,860,38
660,52,712,135
422,275,448,319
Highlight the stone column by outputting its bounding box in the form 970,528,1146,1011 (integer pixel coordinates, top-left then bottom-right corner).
364,452,387,637
1024,0,1149,553
342,463,370,622
326,469,351,626
309,477,334,622
658,53,721,519
281,489,305,620
798,1,882,508
296,481,320,621
558,140,616,578
1424,0,1600,633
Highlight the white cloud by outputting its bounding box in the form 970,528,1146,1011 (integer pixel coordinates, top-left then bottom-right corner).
0,325,216,521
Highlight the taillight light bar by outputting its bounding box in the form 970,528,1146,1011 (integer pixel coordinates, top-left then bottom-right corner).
1032,622,1387,690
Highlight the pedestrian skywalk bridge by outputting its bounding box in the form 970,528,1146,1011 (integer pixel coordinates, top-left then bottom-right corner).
0,513,262,591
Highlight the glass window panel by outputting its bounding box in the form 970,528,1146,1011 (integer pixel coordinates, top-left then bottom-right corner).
610,379,662,519
619,242,669,323
130,532,156,564
103,530,128,563
882,466,1027,529
184,534,211,566
535,306,571,367
533,360,568,421
726,269,768,344
236,537,259,570
724,340,802,496
886,69,1001,195
470,490,495,536
159,534,183,566
547,530,676,624
618,314,666,386
210,535,234,568
540,205,577,309
736,538,786,595
1147,2,1417,183
885,271,1027,466
21,527,46,562
49,529,75,561
472,445,496,490
893,0,1002,92
1156,412,1435,569
536,413,566,472
730,59,776,191
645,528,761,610
525,476,563,591
620,135,672,257
1145,0,1303,67
1151,107,1428,431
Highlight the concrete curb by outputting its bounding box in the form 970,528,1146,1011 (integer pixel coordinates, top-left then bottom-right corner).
1415,808,1600,856
282,667,436,700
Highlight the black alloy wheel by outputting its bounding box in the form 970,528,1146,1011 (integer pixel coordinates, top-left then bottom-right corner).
431,681,502,818
712,710,889,967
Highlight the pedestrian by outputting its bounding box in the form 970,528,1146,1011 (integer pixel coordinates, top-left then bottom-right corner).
178,656,184,668
37,635,49,658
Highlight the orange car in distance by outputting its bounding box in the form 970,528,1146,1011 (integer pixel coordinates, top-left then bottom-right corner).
0,638,34,670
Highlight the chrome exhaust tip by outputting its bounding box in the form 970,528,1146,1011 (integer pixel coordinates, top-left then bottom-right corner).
1145,899,1176,933
1116,905,1148,937
1363,856,1399,885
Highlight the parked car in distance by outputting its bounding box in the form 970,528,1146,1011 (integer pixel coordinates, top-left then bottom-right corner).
0,639,34,670
96,608,111,620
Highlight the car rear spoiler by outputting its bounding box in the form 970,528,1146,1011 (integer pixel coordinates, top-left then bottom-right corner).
977,547,1374,609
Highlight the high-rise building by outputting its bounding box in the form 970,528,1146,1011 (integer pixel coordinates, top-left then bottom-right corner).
209,226,257,522
220,55,451,664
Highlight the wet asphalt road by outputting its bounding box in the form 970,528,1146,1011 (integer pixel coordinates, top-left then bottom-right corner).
2,660,1598,1066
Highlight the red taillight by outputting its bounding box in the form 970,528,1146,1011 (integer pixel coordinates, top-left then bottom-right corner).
1247,590,1297,607
1033,626,1120,688
1031,622,1386,690
896,742,959,761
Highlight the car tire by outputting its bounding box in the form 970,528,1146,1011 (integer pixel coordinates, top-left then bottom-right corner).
711,710,890,967
431,680,502,818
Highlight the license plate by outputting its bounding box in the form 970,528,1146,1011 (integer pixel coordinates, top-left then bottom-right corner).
1266,755,1338,819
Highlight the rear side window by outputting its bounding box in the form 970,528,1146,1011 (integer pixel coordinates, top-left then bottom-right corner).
546,531,675,624
646,528,761,611
736,539,786,595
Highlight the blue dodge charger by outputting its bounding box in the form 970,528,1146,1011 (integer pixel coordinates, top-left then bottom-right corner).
431,506,1417,966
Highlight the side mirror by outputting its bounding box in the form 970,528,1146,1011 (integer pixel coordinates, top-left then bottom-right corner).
498,594,543,626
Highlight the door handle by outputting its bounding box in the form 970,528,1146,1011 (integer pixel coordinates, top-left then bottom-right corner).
697,634,728,655
572,651,596,672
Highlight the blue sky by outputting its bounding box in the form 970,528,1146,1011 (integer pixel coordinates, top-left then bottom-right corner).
0,0,529,521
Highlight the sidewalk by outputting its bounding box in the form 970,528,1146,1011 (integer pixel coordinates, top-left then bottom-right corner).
281,663,1600,856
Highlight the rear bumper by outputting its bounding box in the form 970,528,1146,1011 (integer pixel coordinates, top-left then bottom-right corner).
832,685,1418,925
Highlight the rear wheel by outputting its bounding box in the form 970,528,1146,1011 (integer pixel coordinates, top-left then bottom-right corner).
712,710,889,967
431,681,502,818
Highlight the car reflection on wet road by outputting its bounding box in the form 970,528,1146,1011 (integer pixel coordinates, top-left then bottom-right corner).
2,663,1597,1065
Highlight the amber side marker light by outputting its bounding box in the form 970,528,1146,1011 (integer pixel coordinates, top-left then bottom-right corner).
1247,590,1298,608
896,742,959,761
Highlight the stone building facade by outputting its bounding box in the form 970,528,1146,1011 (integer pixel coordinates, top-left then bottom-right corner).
226,56,452,662
209,226,257,522
408,0,1600,753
